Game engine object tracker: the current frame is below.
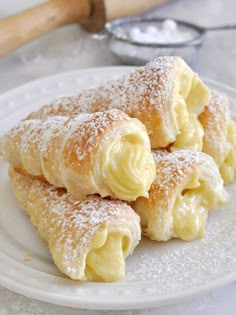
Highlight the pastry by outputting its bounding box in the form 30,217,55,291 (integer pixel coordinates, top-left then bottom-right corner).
199,90,236,184
9,167,141,282
1,109,156,201
25,56,210,150
132,150,229,242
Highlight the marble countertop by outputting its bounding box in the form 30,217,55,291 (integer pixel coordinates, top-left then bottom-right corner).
0,0,236,314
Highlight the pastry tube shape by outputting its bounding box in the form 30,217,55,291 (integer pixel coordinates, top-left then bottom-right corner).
1,109,156,201
199,90,236,184
9,167,141,282
26,56,210,150
132,150,229,242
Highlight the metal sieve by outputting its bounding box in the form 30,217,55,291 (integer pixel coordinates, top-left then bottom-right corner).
105,16,236,65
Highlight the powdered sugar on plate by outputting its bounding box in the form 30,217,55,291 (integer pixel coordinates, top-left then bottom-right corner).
126,183,236,294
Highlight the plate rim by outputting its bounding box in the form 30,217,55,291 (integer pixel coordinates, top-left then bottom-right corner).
0,66,236,310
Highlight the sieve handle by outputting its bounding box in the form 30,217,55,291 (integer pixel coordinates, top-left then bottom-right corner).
203,23,236,31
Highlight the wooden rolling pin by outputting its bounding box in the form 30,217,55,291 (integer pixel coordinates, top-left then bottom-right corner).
0,0,168,57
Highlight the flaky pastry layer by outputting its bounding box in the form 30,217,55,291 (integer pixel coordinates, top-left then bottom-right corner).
9,168,141,281
2,109,156,201
199,90,236,184
25,57,210,150
132,150,228,241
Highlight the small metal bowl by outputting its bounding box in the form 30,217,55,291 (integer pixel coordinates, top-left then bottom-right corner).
105,16,205,66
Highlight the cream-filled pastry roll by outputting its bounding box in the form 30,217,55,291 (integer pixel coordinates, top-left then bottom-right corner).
9,167,141,282
199,90,236,184
1,109,156,201
26,56,210,150
132,150,229,242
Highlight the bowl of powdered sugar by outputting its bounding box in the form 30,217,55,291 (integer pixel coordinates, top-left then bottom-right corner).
105,16,205,65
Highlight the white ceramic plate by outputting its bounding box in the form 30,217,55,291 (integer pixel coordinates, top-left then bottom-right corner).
0,67,236,310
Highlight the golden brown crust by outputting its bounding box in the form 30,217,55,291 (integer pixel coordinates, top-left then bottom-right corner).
25,57,210,149
9,167,141,281
132,150,228,241
199,90,231,166
2,109,155,201
199,90,236,184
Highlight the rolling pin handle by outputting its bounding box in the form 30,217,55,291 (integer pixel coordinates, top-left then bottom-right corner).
0,0,91,57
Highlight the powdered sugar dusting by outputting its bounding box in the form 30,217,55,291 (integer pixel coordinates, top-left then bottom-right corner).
125,183,236,294
4,109,130,185
199,89,232,166
152,149,207,190
26,56,178,122
1,66,236,304
24,56,200,149
200,90,230,141
4,109,148,199
11,169,140,279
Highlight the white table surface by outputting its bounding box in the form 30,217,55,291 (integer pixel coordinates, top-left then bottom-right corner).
0,0,236,314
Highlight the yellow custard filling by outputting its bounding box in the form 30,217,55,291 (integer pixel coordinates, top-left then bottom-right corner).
172,71,209,151
173,171,219,241
220,120,236,184
85,229,130,282
102,135,156,201
173,110,204,151
173,193,208,241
